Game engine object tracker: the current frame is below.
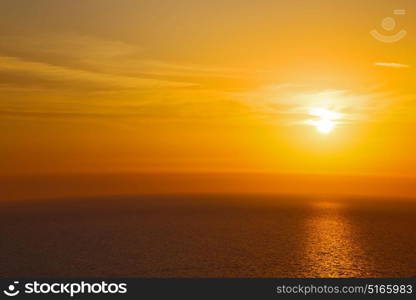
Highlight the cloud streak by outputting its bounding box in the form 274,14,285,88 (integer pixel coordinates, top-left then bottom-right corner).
234,84,400,126
374,62,410,68
0,34,262,93
0,55,196,92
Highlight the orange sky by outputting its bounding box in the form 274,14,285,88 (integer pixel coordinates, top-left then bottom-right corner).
1,0,416,198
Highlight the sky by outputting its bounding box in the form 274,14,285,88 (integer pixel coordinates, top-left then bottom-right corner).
1,0,416,192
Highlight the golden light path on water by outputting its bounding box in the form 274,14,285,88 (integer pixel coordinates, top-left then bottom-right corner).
303,200,372,277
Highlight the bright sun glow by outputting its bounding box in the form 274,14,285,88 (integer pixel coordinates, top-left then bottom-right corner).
306,108,342,134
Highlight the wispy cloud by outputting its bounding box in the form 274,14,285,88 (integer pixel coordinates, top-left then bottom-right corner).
0,34,262,93
374,62,410,68
0,55,196,92
0,33,260,122
233,84,399,125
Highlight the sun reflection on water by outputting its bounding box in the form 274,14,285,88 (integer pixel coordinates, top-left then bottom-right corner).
303,200,370,277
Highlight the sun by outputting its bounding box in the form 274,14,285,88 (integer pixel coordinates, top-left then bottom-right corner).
309,119,335,134
306,108,342,134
